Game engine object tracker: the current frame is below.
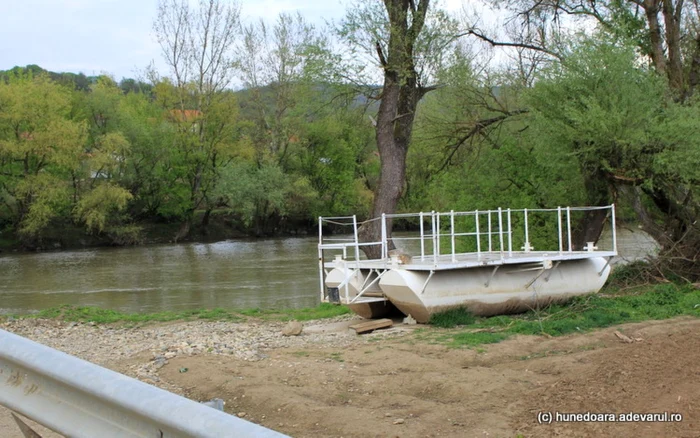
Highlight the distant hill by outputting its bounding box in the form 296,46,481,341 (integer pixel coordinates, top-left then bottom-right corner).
1,65,377,114
0,65,152,94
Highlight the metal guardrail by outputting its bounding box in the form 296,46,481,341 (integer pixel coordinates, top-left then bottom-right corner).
0,329,288,438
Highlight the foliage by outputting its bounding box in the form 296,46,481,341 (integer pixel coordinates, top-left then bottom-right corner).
0,74,86,237
74,184,133,233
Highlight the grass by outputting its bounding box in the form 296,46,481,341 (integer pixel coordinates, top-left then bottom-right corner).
429,307,476,327
8,302,350,325
423,283,700,347
237,302,351,321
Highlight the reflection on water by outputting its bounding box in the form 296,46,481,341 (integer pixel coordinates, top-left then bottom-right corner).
0,237,321,314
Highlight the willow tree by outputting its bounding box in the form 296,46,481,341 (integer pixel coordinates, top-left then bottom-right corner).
333,0,458,258
153,0,242,240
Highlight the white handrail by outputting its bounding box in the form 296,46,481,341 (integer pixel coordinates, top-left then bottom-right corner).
317,205,617,264
0,329,287,438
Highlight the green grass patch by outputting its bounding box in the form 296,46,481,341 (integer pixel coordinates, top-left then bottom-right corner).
426,283,700,347
10,302,350,325
429,307,476,327
238,302,351,321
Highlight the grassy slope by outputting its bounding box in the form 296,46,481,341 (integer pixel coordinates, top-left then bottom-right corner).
424,283,700,347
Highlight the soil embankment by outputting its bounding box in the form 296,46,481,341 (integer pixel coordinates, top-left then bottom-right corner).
1,316,698,437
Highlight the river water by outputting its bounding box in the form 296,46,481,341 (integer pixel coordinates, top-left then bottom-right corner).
0,237,321,314
0,227,658,314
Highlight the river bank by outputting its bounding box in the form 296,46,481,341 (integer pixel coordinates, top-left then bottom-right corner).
2,313,699,437
0,212,316,254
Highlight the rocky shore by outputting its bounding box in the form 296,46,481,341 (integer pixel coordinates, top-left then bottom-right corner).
1,315,411,391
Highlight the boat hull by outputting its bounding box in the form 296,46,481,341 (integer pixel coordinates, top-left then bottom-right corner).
325,257,612,323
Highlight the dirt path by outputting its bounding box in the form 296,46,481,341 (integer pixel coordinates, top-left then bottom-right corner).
2,317,699,437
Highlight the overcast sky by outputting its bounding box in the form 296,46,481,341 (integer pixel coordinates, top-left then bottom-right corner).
0,0,482,81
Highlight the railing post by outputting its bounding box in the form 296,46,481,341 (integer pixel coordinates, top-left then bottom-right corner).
436,212,441,260
475,210,481,256
557,207,563,254
431,210,437,261
352,215,360,262
381,213,387,259
498,207,504,256
318,216,324,301
524,208,530,252
611,204,617,254
419,212,425,261
488,210,492,252
450,210,456,262
566,206,572,252
507,208,512,256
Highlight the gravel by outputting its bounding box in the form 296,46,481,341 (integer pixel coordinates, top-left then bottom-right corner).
1,316,412,389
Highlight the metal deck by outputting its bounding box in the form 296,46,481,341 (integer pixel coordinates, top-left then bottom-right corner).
325,250,618,271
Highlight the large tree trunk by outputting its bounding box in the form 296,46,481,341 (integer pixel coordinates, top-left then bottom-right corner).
358,0,430,259
643,0,667,75
662,0,685,94
573,171,611,250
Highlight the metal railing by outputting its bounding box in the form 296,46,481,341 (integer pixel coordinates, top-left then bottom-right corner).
0,329,288,438
318,205,617,300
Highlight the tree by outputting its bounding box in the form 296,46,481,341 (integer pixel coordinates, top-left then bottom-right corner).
236,13,321,169
332,0,459,258
527,34,700,278
0,74,85,236
153,0,242,239
0,73,133,241
495,0,700,99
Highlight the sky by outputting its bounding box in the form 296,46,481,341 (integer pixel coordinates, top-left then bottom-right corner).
0,0,482,81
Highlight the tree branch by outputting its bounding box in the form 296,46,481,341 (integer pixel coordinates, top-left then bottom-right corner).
438,109,529,173
375,41,388,68
466,29,563,60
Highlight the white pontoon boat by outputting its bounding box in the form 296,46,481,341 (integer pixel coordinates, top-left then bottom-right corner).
318,205,617,323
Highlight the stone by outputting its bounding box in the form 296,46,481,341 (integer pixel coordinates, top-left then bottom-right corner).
402,314,417,325
393,419,405,425
281,321,303,336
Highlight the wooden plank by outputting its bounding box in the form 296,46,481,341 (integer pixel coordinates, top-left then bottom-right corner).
349,318,393,334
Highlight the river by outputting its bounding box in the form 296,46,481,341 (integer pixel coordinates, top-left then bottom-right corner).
0,227,658,314
0,237,321,314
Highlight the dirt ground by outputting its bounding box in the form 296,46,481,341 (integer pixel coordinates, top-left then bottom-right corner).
3,317,700,438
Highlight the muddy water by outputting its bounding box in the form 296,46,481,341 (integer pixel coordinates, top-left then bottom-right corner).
0,237,321,314
0,227,658,314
